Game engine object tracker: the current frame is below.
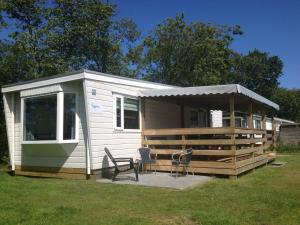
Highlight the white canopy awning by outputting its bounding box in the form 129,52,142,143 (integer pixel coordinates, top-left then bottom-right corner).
138,84,279,110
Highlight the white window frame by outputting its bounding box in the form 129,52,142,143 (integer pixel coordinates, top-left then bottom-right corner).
113,93,141,132
21,91,79,144
62,92,79,143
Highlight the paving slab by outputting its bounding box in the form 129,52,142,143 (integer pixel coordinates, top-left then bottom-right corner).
97,172,212,190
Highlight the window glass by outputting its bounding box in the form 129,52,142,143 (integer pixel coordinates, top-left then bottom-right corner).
222,119,230,127
254,119,261,129
190,111,199,127
63,93,76,140
116,97,122,128
124,98,139,129
24,95,57,141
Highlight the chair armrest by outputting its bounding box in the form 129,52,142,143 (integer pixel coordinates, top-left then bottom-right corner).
113,158,134,163
172,151,183,160
179,152,188,161
151,152,158,160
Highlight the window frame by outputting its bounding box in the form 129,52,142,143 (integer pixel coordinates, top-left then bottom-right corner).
21,91,79,144
189,108,208,128
62,92,79,143
113,93,141,132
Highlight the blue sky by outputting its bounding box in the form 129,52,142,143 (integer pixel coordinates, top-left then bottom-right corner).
113,0,300,89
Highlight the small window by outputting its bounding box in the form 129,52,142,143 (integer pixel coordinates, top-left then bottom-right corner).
24,94,57,141
254,119,262,129
63,93,76,140
116,97,122,128
124,98,139,129
190,110,199,127
114,95,140,130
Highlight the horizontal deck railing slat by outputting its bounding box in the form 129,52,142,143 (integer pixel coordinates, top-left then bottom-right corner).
142,127,273,177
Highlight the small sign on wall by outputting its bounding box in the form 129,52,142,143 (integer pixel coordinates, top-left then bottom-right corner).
90,101,102,113
92,89,96,96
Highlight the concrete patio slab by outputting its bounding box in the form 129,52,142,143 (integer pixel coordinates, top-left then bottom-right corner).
97,172,212,190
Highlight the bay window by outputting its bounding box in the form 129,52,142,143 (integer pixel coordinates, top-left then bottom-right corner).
22,92,77,143
24,94,57,141
114,94,140,130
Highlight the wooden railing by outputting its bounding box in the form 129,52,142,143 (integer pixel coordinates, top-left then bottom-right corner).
142,127,273,178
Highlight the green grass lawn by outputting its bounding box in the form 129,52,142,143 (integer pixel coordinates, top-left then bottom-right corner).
1,154,300,225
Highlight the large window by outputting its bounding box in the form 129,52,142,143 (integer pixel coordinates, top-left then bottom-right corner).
24,94,57,141
114,95,140,130
63,93,76,140
23,92,77,142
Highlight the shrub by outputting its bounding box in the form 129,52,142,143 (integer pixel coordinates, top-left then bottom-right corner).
1,155,10,165
276,142,300,153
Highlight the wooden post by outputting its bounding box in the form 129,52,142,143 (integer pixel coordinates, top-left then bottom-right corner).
182,135,186,150
262,110,266,130
248,102,253,129
272,117,276,151
262,110,267,152
229,95,235,129
229,95,236,168
141,98,146,147
248,102,255,166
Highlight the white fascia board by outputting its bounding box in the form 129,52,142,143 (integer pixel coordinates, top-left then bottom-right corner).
1,73,85,93
1,70,173,93
84,71,174,90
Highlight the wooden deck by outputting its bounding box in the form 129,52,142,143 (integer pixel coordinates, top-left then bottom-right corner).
142,127,275,178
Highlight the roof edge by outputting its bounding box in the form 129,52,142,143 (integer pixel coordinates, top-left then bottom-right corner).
1,69,176,93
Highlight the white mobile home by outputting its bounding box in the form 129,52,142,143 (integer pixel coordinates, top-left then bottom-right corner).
2,70,279,179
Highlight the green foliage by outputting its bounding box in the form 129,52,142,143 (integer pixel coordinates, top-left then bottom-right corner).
276,143,300,153
1,154,9,165
271,88,300,122
132,13,242,86
229,49,283,98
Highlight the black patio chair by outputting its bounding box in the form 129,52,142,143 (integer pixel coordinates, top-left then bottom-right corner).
104,147,138,182
171,148,193,177
138,147,157,174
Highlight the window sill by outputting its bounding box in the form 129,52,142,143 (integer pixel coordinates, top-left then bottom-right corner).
113,129,141,133
21,140,79,145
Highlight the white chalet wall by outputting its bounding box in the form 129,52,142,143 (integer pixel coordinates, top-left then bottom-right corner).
13,81,88,169
85,80,147,170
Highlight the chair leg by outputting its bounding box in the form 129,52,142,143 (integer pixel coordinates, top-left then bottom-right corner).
171,164,173,175
134,167,139,182
112,168,118,181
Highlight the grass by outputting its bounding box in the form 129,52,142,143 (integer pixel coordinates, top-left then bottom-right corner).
0,154,300,225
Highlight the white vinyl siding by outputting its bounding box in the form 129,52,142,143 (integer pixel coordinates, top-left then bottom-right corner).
13,82,87,169
85,80,145,170
3,93,14,168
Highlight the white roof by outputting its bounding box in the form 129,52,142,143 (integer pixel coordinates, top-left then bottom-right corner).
1,69,174,93
274,117,295,124
138,84,279,110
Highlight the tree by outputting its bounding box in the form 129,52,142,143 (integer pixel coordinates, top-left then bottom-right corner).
271,88,300,122
47,0,140,75
229,49,283,98
131,14,242,86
